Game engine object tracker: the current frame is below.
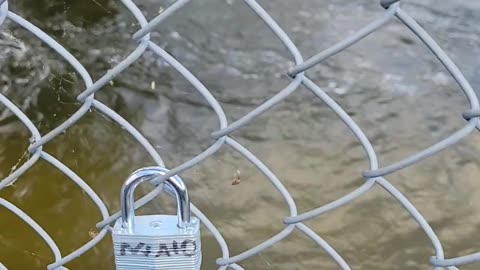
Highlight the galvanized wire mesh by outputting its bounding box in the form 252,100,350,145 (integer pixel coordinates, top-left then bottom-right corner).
0,0,479,269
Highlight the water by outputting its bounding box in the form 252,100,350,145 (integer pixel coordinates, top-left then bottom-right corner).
1,0,480,269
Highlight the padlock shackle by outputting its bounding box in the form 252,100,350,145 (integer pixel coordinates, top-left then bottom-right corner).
120,167,191,234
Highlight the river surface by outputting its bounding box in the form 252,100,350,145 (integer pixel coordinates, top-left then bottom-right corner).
1,0,480,269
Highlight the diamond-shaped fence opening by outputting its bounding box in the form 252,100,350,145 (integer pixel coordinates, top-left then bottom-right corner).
0,0,479,269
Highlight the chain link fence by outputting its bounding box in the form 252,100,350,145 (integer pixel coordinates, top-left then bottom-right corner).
1,0,480,269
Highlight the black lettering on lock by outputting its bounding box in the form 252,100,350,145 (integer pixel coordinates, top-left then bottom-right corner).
142,244,152,257
181,239,197,257
172,240,180,255
120,242,145,256
154,243,171,257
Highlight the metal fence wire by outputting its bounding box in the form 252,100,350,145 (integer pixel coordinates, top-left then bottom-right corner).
0,0,480,269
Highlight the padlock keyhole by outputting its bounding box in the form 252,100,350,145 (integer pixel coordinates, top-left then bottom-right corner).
150,221,163,229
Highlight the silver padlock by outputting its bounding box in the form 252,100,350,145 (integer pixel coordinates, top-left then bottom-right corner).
112,167,201,270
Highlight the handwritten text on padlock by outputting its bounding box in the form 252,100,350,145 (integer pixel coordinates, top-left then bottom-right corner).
120,239,197,257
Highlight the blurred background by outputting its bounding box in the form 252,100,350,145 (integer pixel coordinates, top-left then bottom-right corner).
1,0,480,269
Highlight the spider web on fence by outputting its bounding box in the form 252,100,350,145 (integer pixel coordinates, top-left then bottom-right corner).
1,0,480,269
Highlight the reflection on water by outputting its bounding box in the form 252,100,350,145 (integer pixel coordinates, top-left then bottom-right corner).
1,0,480,269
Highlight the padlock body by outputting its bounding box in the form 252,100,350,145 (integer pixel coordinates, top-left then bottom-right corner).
112,215,201,270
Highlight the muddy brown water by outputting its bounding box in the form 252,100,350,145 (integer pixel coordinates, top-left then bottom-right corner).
1,0,480,269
